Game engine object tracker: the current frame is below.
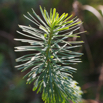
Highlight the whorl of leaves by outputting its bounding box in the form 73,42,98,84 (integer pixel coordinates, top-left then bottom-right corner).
15,6,84,103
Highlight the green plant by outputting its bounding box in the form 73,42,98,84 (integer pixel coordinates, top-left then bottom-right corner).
15,6,84,103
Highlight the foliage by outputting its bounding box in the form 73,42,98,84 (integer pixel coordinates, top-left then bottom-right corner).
0,0,103,102
14,6,84,103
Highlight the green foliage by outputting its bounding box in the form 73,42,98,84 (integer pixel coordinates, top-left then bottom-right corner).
15,6,84,103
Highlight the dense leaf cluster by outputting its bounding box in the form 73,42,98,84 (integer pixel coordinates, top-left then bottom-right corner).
15,6,84,103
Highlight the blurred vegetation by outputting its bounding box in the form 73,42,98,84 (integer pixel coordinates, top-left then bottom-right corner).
0,0,103,103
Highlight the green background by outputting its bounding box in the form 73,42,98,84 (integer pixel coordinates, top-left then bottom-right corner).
0,0,103,102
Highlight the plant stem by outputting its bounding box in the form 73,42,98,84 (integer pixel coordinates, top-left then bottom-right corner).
46,29,53,63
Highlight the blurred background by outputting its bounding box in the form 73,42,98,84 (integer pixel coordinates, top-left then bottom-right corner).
0,0,103,103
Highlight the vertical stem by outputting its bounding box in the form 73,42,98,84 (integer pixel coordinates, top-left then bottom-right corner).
46,29,53,63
